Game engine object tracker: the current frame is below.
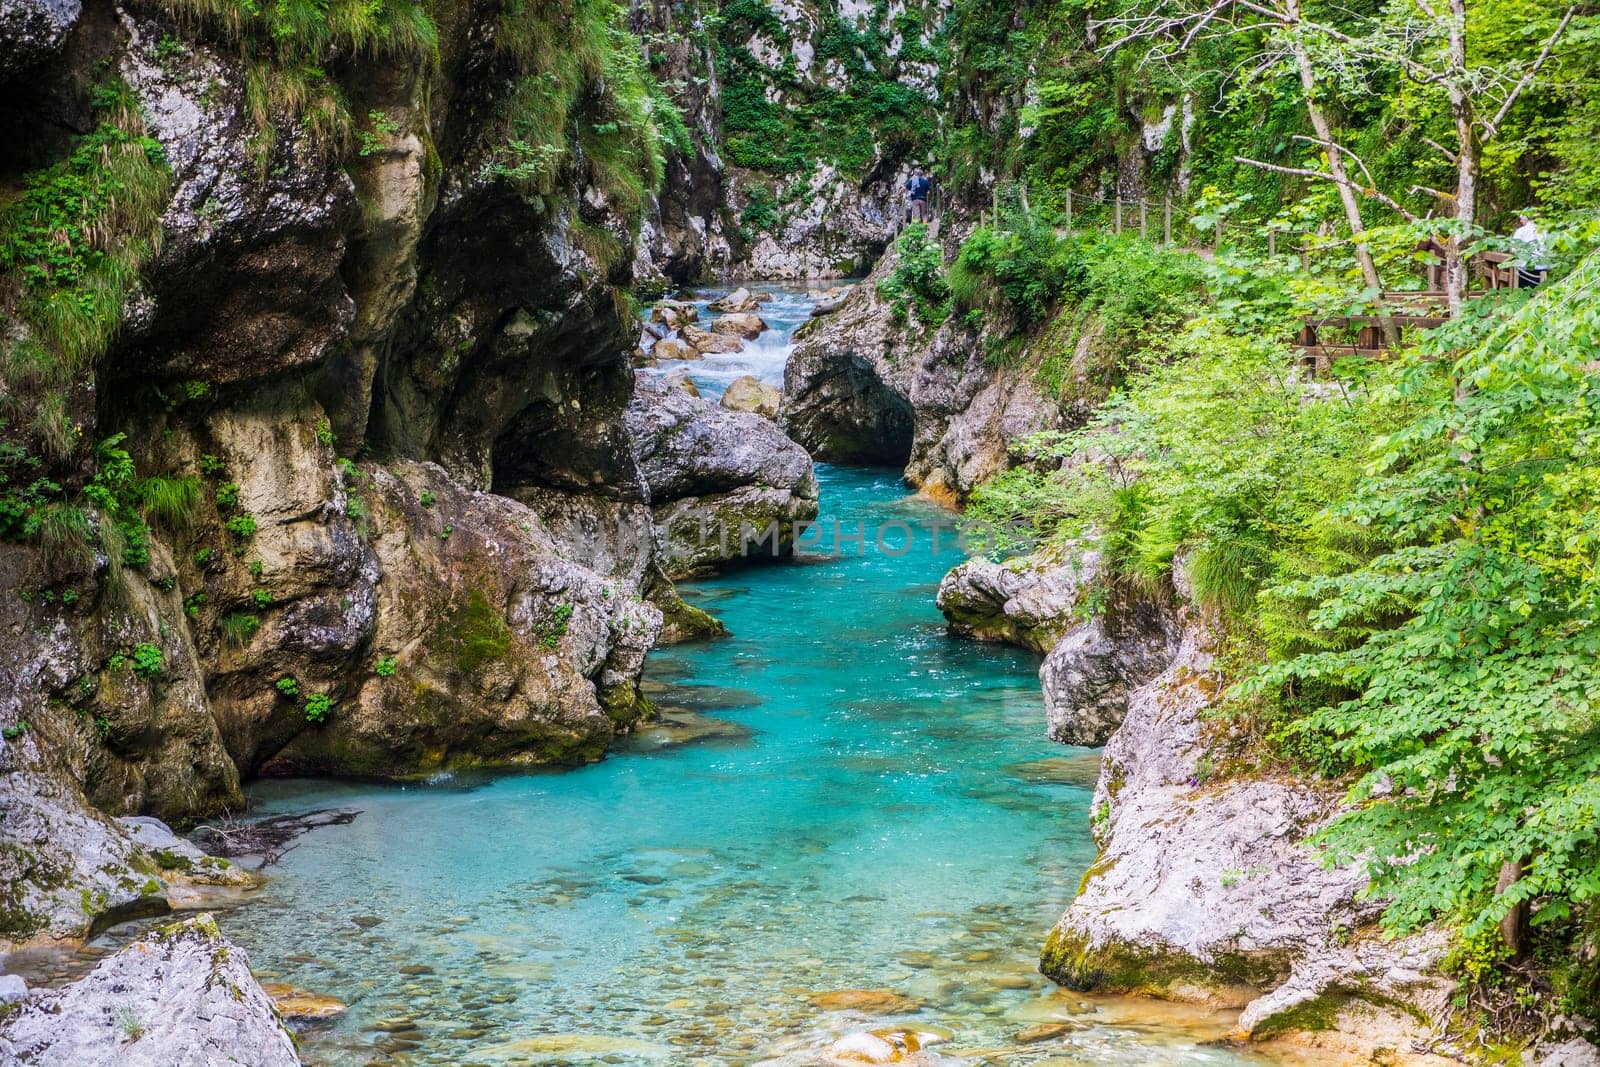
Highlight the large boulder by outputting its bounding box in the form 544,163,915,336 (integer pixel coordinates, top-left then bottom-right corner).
936,549,1096,654
0,0,79,79
628,377,819,576
257,461,662,778
720,375,781,420
707,286,758,313
1040,623,1453,1046
710,312,769,339
682,323,745,355
0,914,300,1066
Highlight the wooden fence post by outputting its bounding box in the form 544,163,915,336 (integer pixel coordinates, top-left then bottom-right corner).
1140,200,1147,241
1163,196,1172,247
1114,197,1122,235
1065,190,1073,231
1268,228,1276,257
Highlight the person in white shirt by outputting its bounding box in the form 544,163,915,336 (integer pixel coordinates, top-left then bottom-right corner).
1512,213,1549,288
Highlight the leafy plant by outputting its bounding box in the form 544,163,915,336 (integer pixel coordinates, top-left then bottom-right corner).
225,513,257,543
2,721,29,741
214,482,239,510
251,588,271,609
275,676,300,698
303,692,333,724
374,655,397,677
130,643,163,680
877,223,950,330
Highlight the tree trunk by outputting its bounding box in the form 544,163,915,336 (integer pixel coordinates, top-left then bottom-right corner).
1496,859,1527,957
1444,0,1478,319
1283,0,1399,345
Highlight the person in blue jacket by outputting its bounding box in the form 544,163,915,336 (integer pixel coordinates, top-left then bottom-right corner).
904,166,931,223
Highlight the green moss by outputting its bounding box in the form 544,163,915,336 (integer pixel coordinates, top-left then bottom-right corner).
152,848,193,872
1040,924,1289,996
433,588,513,674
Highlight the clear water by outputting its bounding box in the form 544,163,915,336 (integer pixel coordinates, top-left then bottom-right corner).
206,468,1284,1065
641,283,843,400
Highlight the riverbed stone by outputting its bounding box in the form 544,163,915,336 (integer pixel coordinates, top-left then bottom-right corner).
683,323,746,354
261,981,349,1021
809,989,921,1014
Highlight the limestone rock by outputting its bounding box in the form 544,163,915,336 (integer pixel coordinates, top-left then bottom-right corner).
708,286,758,313
782,244,1062,498
936,550,1097,654
683,323,745,355
711,312,769,338
720,375,782,420
653,337,699,361
628,377,819,576
938,548,1180,745
262,461,663,778
1040,624,1453,1044
0,914,300,1066
1527,1039,1600,1067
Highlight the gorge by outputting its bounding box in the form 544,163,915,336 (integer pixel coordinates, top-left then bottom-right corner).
3,0,1599,1064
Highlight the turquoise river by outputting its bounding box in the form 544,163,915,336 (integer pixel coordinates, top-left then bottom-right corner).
191,465,1300,1066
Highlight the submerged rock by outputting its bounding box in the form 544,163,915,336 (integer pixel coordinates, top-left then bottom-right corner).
654,337,699,361
683,323,745,355
808,989,921,1014
1040,623,1453,1044
0,914,299,1065
260,981,348,1021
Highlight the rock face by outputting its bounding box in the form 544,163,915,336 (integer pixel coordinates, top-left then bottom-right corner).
0,914,300,1066
0,0,79,78
632,0,945,280
937,548,1180,745
782,244,1064,501
1040,622,1454,1042
628,376,820,577
0,0,750,954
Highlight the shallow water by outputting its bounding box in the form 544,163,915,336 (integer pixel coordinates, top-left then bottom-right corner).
202,468,1286,1065
641,283,841,400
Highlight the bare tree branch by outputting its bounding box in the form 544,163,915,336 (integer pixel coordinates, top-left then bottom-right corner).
1421,136,1459,163
1483,7,1575,141
1234,155,1421,221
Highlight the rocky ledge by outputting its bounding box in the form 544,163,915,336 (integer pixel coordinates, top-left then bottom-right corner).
937,548,1178,745
1040,618,1456,1054
0,914,299,1066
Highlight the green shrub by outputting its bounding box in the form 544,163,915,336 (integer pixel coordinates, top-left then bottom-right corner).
275,676,299,698
949,221,1082,331
418,489,435,508
225,513,257,542
251,588,271,609
303,692,332,724
214,482,239,510
374,655,397,677
130,643,164,680
877,223,949,330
